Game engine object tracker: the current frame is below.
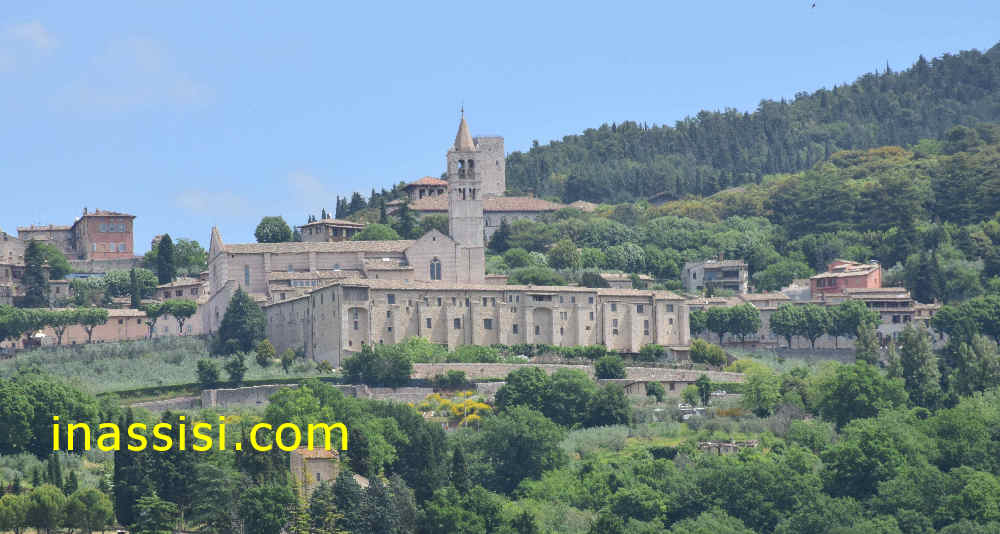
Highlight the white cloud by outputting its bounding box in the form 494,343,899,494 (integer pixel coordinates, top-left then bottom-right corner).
175,189,250,217
55,37,211,115
0,21,57,72
7,21,58,50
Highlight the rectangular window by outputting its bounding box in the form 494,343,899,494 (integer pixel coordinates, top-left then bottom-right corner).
667,304,674,312
560,326,564,336
454,318,461,329
571,296,576,304
118,319,123,325
118,243,126,252
175,290,182,297
452,297,457,305
491,298,496,306
611,303,617,312
613,328,619,336
535,325,540,335
99,223,107,232
644,320,649,336
244,265,250,286
423,297,429,306
386,310,392,319
559,296,564,303
465,298,470,307
387,294,396,304
613,319,618,328
589,311,595,320
513,324,519,334
669,318,674,325
353,321,359,330
426,318,432,328
484,318,493,330
482,297,488,307
893,315,901,323
353,310,359,320
637,304,644,313
516,295,520,303
437,297,442,306
588,296,594,304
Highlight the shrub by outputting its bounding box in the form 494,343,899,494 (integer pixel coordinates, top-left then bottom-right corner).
646,381,665,402
196,359,220,388
595,355,626,379
255,339,276,367
224,354,248,385
316,360,333,373
280,348,295,373
637,344,666,362
432,370,470,390
689,339,727,366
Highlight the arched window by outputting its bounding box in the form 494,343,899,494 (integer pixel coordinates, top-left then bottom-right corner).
430,258,442,280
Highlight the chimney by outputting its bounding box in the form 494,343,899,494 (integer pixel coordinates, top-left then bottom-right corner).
83,207,87,215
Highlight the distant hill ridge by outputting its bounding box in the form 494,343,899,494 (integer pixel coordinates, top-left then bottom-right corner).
506,42,1000,204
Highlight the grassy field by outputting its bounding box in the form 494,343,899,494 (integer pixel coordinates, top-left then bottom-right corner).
0,337,330,395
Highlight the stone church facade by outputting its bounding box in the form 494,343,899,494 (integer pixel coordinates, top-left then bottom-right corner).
204,115,692,364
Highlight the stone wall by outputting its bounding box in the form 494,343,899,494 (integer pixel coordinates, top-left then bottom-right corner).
131,396,201,412
411,363,744,383
68,257,141,274
202,384,299,409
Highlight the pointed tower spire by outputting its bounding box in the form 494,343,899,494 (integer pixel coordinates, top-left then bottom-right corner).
454,110,475,152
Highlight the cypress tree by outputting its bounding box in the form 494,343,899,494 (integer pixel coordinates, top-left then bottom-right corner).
156,234,176,284
47,454,62,488
855,323,880,365
129,268,141,308
332,468,363,532
451,446,470,494
379,199,388,224
361,477,398,534
64,470,78,495
22,240,50,307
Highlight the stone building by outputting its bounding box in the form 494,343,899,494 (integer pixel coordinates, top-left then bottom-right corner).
402,176,448,202
157,277,207,301
264,279,690,368
407,195,565,241
810,259,881,296
296,219,366,242
18,208,136,261
682,259,749,294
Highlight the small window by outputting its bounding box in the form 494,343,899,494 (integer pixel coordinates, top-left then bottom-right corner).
571,296,576,304
437,297,442,306
118,319,123,325
588,296,594,304
669,318,674,325
423,297,429,306
386,310,392,319
516,295,520,303
611,303,617,312
535,325,541,335
637,304,644,313
484,318,493,330
559,296,564,303
513,324,519,334
244,265,250,286
482,297,488,307
465,298,470,307
452,297,457,306
491,298,496,306
613,319,618,328
667,304,674,312
426,318,432,328
892,315,900,324
644,320,649,336
589,311,594,320
354,321,359,330
613,328,619,336
560,327,564,335
387,294,396,304
454,318,462,329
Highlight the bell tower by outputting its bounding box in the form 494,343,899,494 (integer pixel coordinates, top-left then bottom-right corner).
447,111,485,282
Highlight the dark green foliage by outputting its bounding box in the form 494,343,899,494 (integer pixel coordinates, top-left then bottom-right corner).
238,484,294,534
476,407,566,493
636,344,665,362
342,343,413,387
33,242,71,281
393,203,418,239
689,339,727,366
451,446,470,494
353,223,402,241
214,288,266,355
156,234,176,284
224,353,248,385
432,370,469,390
898,326,942,408
488,219,512,252
645,381,665,402
508,46,1000,204
812,362,908,428
695,374,712,407
586,384,631,427
129,268,141,308
579,271,611,288
196,359,220,388
507,266,566,286
20,241,49,308
255,216,293,243
595,355,626,379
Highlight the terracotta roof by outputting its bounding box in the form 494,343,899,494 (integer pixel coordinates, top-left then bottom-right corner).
157,277,203,289
291,447,339,459
317,279,683,300
811,264,879,279
267,271,362,281
408,196,564,213
297,218,366,229
18,225,72,232
406,177,448,187
223,240,414,254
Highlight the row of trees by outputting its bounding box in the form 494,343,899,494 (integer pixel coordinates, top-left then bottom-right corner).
0,485,113,534
689,303,762,345
0,305,109,345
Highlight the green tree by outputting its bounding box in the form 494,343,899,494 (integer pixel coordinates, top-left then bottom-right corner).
507,266,566,286
502,248,531,268
281,348,295,373
812,362,909,428
646,381,665,402
682,385,700,406
26,484,65,534
950,336,1000,396
129,268,141,308
480,406,566,493
689,308,708,336
742,367,781,416
706,306,731,344
214,288,266,354
695,374,712,406
135,492,179,534
495,367,550,412
831,299,881,349
801,304,833,350
595,354,626,379
488,219,512,252
855,323,881,365
225,354,248,386
163,298,197,335
64,488,113,534
353,223,402,241
255,216,293,243
45,309,79,346
543,369,596,426
637,343,666,362
341,344,413,387
547,239,581,270
689,339,727,366
156,234,176,284
0,493,28,534
667,509,755,534
728,303,762,345
256,339,276,367
21,241,49,308
239,484,294,534
451,445,470,494
417,213,450,236
752,259,813,292
196,359,220,388
104,268,158,300
35,242,71,280
77,307,109,343
771,304,806,348
586,384,631,426
898,325,942,408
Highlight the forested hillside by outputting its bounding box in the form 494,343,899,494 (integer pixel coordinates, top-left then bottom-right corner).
506,42,1000,203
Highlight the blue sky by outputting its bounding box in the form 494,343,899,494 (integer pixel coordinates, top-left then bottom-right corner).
1,1,998,253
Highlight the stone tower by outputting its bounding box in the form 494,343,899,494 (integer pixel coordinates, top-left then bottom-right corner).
447,113,486,283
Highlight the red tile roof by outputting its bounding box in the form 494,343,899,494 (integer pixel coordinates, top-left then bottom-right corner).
406,176,448,187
